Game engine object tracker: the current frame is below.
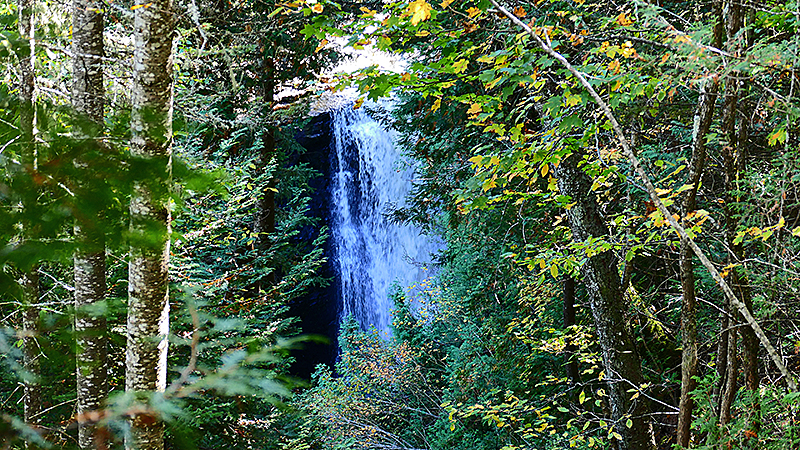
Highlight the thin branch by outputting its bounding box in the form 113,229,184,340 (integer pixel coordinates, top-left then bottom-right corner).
166,303,201,395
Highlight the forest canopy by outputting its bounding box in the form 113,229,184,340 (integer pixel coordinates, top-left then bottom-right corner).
1,1,800,450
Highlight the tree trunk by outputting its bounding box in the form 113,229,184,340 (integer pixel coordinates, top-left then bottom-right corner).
17,0,34,144
72,1,107,447
563,276,579,384
126,0,175,449
255,56,276,286
676,75,719,447
719,323,738,425
712,310,729,417
17,0,41,435
21,271,41,431
556,152,656,450
717,0,761,427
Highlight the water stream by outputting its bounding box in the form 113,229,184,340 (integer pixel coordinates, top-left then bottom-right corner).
329,105,439,335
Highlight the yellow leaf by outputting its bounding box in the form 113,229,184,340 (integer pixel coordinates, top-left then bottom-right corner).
468,155,483,165
453,59,468,73
467,102,482,116
353,97,364,109
466,7,481,18
550,264,559,279
440,0,454,7
431,97,442,112
130,3,152,10
314,38,329,53
359,6,376,16
408,0,433,25
540,164,549,177
616,12,633,26
311,3,324,13
565,94,581,107
661,53,670,63
622,41,635,58
416,30,430,36
607,59,621,74
513,6,526,17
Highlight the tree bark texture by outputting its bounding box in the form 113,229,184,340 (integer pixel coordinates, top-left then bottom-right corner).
556,153,656,450
719,322,738,425
676,76,719,448
563,276,579,384
72,1,107,447
126,1,174,449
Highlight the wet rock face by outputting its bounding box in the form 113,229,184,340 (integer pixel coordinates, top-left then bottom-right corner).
290,112,339,378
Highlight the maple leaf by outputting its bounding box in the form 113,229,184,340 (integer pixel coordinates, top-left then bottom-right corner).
408,0,432,25
311,3,323,13
440,0,454,8
466,7,481,18
513,6,526,17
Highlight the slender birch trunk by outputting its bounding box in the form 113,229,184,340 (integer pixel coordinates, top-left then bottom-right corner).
126,0,174,449
72,1,107,446
21,271,41,432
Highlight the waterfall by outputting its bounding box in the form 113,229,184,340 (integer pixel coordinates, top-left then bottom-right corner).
330,105,439,335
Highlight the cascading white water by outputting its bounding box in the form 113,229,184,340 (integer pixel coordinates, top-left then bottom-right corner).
330,105,440,335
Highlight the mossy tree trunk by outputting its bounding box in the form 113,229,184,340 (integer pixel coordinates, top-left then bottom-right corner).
556,151,656,450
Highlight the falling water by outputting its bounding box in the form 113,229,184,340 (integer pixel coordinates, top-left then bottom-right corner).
330,105,440,334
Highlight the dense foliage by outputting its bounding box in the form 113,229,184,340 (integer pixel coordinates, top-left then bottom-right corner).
2,0,800,450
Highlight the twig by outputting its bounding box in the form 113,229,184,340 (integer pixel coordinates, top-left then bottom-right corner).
29,398,76,420
166,303,201,394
